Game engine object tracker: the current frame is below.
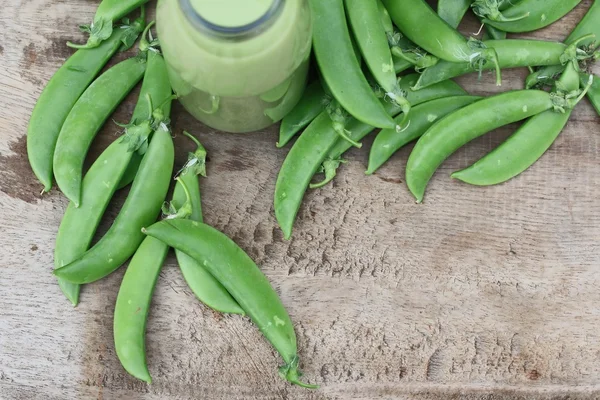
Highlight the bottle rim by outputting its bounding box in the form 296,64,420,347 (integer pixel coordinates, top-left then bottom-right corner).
178,0,285,39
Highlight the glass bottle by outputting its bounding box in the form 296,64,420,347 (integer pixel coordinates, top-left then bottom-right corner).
156,0,312,133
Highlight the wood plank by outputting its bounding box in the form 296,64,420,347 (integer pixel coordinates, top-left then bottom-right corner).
1,0,600,399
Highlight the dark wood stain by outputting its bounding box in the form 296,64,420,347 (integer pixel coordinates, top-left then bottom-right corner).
378,175,403,184
528,369,541,380
0,135,44,204
20,43,36,70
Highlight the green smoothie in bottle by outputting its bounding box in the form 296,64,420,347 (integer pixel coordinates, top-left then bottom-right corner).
157,0,312,133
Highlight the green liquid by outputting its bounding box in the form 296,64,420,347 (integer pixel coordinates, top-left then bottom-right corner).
157,0,312,133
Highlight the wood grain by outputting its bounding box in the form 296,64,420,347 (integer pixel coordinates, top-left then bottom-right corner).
1,1,600,399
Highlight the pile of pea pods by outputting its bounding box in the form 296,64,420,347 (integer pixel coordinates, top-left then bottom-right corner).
26,0,317,389
276,0,600,239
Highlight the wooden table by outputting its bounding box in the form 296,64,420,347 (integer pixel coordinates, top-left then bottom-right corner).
1,1,600,399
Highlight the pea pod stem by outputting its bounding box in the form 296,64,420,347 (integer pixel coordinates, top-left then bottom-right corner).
376,0,438,73
142,219,318,388
309,159,346,189
390,46,438,72
327,102,362,148
67,1,150,49
472,0,531,23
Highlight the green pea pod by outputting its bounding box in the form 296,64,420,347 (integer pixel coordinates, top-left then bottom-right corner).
526,65,565,89
113,148,201,383
581,73,600,116
54,138,132,306
475,0,582,33
406,89,569,203
316,76,467,185
309,0,396,129
264,60,311,124
54,125,174,284
452,109,571,186
275,112,336,240
527,1,600,89
438,0,472,28
68,0,151,49
52,45,172,306
376,0,438,74
171,134,244,315
383,0,501,84
275,75,466,239
142,219,318,389
345,0,407,113
113,236,167,383
565,0,600,45
53,56,146,206
375,0,416,74
27,18,144,192
277,81,330,148
483,25,507,40
367,96,481,175
415,39,567,89
453,62,583,186
117,48,174,190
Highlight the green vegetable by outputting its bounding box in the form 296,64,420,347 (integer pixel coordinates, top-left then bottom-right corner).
367,96,481,175
313,78,468,187
383,0,501,85
309,0,397,130
438,0,472,28
473,0,582,33
406,88,584,203
27,16,145,192
415,39,568,89
53,55,146,206
172,133,244,315
113,235,168,383
526,0,600,89
54,125,174,284
142,219,318,388
345,0,410,124
68,1,151,49
274,75,466,239
453,62,588,186
277,82,330,148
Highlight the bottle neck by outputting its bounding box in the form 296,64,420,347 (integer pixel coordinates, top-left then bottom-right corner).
178,0,285,40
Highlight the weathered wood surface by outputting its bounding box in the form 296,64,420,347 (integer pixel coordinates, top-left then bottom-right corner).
1,1,600,399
